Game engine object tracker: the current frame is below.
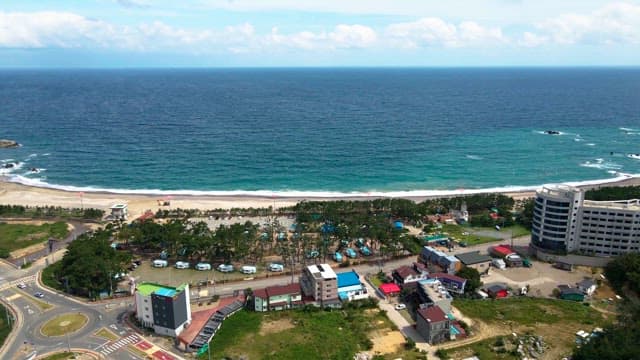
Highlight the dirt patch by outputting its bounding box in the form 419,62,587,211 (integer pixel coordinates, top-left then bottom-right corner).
369,330,406,355
259,318,295,336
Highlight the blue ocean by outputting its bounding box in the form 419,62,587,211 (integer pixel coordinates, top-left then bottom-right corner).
1,68,640,196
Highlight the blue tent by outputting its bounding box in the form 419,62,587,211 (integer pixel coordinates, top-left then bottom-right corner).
394,221,404,229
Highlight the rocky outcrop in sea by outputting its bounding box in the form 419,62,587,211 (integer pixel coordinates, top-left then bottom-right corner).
0,139,19,148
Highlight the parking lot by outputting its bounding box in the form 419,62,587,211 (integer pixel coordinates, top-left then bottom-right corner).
482,260,594,297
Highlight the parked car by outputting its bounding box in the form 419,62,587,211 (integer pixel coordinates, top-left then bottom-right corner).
394,303,406,310
195,262,212,271
175,261,190,269
17,283,27,289
217,264,234,273
152,259,169,268
306,250,319,259
241,265,257,274
34,292,44,298
269,263,284,272
458,241,468,248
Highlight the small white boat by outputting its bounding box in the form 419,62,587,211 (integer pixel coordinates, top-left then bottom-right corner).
627,154,640,160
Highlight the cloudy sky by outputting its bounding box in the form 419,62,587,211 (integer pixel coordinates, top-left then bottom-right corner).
1,0,639,67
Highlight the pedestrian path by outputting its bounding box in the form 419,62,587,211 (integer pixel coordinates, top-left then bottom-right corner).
0,274,37,291
100,333,140,356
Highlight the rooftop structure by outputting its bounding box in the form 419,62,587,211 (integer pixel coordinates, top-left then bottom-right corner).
455,251,492,266
416,306,450,344
300,264,339,307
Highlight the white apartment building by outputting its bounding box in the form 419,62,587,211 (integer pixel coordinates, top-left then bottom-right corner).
531,185,640,256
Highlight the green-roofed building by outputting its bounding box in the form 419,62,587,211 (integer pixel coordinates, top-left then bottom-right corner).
135,282,191,337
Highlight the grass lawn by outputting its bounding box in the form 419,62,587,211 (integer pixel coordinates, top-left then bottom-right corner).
41,313,88,337
441,224,529,246
94,327,119,341
40,352,78,360
203,305,394,360
441,224,497,245
0,221,69,254
453,297,604,326
0,303,12,350
441,336,520,360
369,276,383,288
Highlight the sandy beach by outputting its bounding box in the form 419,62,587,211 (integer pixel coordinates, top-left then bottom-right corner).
2,175,640,220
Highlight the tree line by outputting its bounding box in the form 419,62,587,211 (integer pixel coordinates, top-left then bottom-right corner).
572,253,640,359
0,204,104,220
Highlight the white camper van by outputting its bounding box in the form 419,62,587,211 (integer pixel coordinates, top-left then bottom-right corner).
174,261,190,269
492,258,506,270
153,259,168,268
269,263,284,272
217,264,234,273
195,262,212,271
241,265,257,274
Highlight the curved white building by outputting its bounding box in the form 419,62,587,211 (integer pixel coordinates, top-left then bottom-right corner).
532,185,640,256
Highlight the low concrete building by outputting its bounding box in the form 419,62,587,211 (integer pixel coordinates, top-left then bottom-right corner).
420,246,461,274
253,283,302,312
416,306,450,344
455,251,492,271
300,264,340,307
110,203,128,220
135,283,191,337
392,263,429,285
336,270,368,301
428,273,467,294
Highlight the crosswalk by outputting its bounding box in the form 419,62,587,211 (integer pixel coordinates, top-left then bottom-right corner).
0,274,37,291
100,334,140,356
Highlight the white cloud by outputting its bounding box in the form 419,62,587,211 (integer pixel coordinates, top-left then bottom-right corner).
532,2,640,45
385,17,506,48
518,31,547,47
329,24,377,48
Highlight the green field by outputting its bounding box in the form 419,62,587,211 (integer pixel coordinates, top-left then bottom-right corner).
203,305,394,360
441,224,529,246
453,297,603,326
40,352,78,360
0,221,69,255
0,303,13,350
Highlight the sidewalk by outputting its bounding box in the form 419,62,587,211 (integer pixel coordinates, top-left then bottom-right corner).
361,279,430,352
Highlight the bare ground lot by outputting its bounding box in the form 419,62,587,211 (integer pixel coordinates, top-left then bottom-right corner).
482,261,595,297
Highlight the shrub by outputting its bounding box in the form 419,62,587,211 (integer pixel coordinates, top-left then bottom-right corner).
405,337,416,350
0,248,10,258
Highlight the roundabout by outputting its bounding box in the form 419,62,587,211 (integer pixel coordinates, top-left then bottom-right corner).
40,313,89,337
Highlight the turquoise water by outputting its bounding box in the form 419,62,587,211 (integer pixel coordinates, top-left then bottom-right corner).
1,68,639,196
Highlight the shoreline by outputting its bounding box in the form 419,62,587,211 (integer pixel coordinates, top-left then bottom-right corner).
2,175,640,220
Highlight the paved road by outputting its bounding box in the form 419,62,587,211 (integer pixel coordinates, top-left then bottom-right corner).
191,236,531,298
5,220,90,268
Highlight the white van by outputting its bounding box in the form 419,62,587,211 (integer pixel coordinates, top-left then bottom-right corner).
269,263,284,272
153,259,168,268
195,262,211,271
174,261,190,269
241,265,257,274
217,264,234,273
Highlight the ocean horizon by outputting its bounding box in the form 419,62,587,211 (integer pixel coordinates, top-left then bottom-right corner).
2,68,640,196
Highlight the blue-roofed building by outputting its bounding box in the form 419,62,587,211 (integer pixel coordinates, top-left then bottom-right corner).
336,270,368,301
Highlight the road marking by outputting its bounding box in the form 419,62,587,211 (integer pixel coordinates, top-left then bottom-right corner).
6,293,21,300
100,334,140,356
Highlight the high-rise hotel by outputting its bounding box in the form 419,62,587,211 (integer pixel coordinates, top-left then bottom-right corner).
531,185,640,256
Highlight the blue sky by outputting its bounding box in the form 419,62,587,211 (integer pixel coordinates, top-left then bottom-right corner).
1,1,639,67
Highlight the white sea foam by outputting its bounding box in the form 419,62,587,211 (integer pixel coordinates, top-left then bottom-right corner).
465,155,483,160
27,153,37,158
3,173,639,199
580,159,623,171
0,162,23,175
585,143,596,146
620,127,638,132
